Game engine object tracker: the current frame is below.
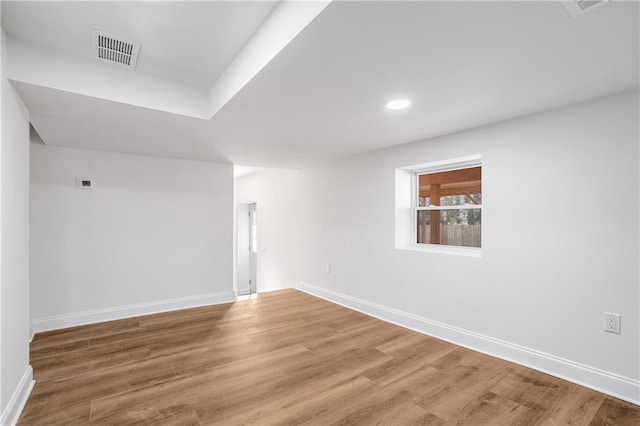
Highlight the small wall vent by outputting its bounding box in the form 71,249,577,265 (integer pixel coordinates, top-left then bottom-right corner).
92,30,140,67
562,0,608,18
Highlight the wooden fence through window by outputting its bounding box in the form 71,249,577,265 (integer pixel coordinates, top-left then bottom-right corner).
418,224,481,247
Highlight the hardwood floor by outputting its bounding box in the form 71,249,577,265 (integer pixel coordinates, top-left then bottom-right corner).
19,289,640,425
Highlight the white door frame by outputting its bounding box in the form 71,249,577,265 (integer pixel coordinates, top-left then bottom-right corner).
249,203,257,294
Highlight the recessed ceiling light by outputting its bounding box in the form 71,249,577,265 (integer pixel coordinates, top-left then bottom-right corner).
386,98,411,111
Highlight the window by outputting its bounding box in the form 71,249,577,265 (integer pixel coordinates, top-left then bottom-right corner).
395,155,481,256
415,165,481,248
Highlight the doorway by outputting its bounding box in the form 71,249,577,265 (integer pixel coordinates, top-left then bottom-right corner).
248,203,257,294
237,203,257,296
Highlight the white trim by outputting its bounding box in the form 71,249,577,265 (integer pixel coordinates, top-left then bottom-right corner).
401,154,482,174
0,366,35,426
402,244,482,258
416,205,482,211
300,283,640,406
256,287,291,295
31,291,236,334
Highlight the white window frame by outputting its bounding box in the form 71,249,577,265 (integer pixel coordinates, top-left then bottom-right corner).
396,154,482,258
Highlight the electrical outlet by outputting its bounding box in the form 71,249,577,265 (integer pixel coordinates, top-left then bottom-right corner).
325,263,331,273
604,312,621,334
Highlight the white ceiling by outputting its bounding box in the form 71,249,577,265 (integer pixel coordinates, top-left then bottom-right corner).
2,1,279,88
2,1,639,169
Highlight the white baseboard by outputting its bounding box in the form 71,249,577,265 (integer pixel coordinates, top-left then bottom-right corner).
257,286,291,294
31,291,237,334
301,283,640,406
0,366,35,426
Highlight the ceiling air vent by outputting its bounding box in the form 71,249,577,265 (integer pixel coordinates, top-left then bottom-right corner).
562,0,608,18
92,30,140,67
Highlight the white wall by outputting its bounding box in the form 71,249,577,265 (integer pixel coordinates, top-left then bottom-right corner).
30,144,234,323
235,170,300,293
235,91,640,402
1,27,33,423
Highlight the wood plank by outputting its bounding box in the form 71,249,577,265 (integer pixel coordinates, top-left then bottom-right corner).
419,167,481,186
589,397,640,425
18,289,640,425
448,391,543,425
420,181,481,198
535,384,605,425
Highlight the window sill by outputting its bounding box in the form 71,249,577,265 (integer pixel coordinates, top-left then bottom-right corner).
397,244,482,258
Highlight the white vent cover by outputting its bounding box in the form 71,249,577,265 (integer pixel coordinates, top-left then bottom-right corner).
92,30,140,67
562,0,609,18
